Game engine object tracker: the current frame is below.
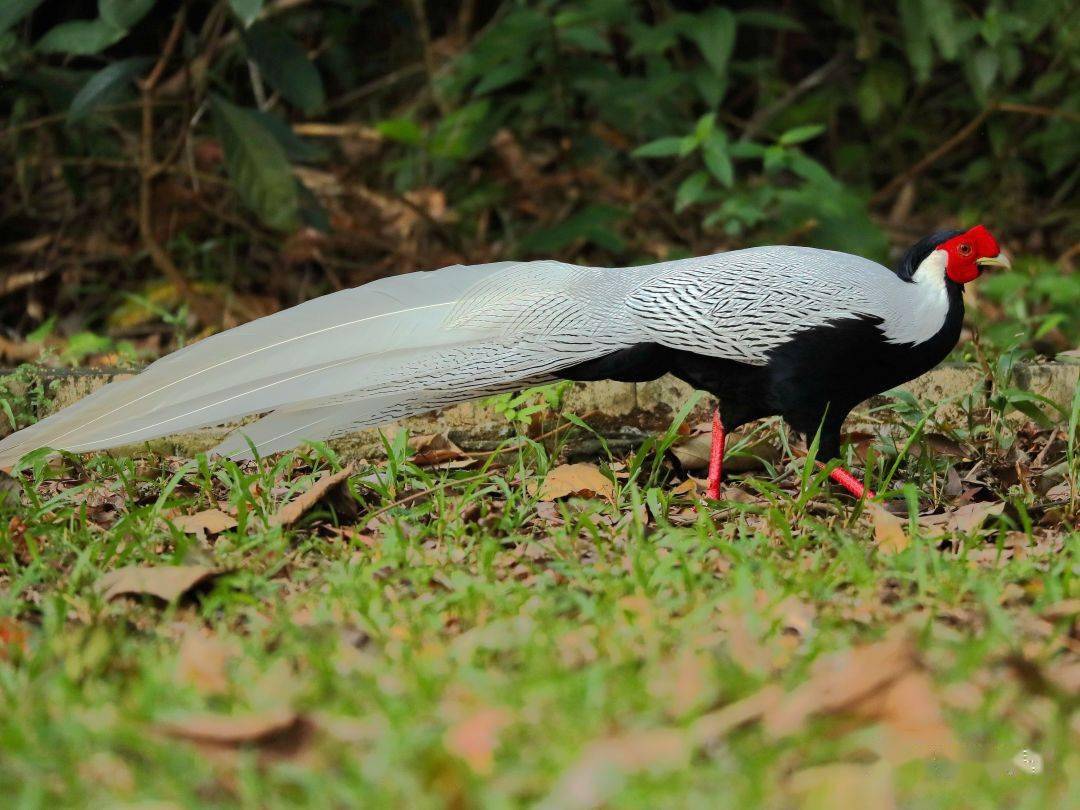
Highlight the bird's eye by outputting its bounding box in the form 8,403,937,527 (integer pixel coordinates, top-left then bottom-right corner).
958,243,972,256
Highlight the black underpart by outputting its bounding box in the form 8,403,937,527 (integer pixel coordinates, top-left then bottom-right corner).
559,284,964,463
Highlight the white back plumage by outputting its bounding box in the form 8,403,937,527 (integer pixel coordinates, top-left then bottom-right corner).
0,247,933,465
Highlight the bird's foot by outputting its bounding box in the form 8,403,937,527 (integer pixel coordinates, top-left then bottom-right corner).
705,407,725,500
828,466,875,499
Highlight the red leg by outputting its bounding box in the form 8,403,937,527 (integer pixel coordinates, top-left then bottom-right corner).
829,466,875,499
705,408,725,500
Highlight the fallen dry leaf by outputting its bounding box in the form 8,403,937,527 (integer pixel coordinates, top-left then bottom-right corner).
270,465,354,527
1041,599,1080,621
0,617,28,658
763,631,959,763
171,508,237,538
443,707,513,775
868,503,910,554
919,502,1006,537
535,463,615,502
787,762,896,810
177,630,237,696
543,728,691,810
97,565,222,603
693,632,958,764
649,650,717,719
670,478,699,497
670,432,714,471
159,707,301,745
409,433,473,468
690,685,784,746
849,667,962,763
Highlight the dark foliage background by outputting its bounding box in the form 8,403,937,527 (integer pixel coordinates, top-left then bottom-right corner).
1,0,1077,365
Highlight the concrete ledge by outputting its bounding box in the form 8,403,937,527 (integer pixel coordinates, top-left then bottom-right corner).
2,361,1076,460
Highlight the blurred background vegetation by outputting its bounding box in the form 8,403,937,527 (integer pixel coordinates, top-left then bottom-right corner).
0,0,1077,368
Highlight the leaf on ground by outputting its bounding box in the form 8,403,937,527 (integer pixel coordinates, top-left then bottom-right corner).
764,631,959,762
0,617,28,658
159,707,301,745
1042,599,1080,621
170,508,237,539
269,465,354,527
669,478,699,497
544,728,691,810
409,433,473,468
693,632,958,763
671,433,713,471
649,650,718,718
918,501,1005,537
97,565,222,603
176,630,237,696
690,685,783,746
535,463,615,502
443,707,513,775
868,503,910,554
787,762,896,809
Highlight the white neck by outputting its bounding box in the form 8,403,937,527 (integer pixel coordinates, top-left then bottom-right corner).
880,249,952,345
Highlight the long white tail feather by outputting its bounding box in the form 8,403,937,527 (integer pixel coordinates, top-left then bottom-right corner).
0,260,630,466
212,379,545,460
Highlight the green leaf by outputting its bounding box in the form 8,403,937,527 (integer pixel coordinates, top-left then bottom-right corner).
36,19,125,55
898,0,933,82
685,8,736,77
375,118,424,146
730,141,766,159
473,62,528,95
734,10,803,31
857,61,908,124
249,109,328,163
921,0,960,60
778,124,826,145
62,331,114,364
211,95,299,231
228,0,263,28
965,48,999,102
519,204,627,253
675,170,709,212
632,136,687,158
0,0,43,34
693,113,716,143
559,25,612,54
429,100,491,160
702,132,734,187
244,21,325,113
68,56,152,122
98,0,155,31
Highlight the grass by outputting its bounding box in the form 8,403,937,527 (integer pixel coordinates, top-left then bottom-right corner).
0,377,1077,808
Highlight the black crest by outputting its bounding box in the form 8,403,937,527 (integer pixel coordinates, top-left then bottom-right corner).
895,229,963,281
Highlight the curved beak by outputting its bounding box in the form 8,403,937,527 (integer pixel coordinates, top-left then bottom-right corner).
976,252,1011,270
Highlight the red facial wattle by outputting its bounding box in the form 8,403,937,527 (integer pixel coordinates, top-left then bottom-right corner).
938,224,1003,284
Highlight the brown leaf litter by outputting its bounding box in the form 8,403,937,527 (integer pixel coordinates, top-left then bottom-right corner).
691,630,959,763
97,565,223,603
169,508,237,539
409,432,474,468
443,706,514,775
269,465,355,528
868,503,910,554
176,630,238,696
917,501,1006,537
534,463,615,502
